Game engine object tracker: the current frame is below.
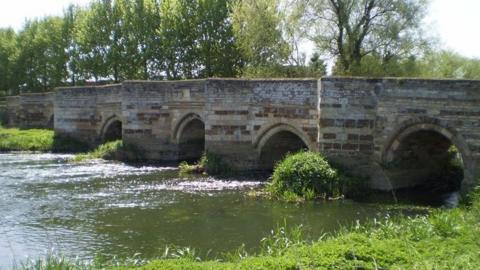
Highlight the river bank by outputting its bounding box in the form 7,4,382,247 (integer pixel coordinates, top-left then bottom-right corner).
17,189,480,269
1,128,477,269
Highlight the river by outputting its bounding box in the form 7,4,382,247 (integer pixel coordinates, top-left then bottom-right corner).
0,153,420,268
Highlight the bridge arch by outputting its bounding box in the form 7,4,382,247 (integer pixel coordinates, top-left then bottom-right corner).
100,115,123,143
255,123,312,170
174,113,205,161
382,119,473,194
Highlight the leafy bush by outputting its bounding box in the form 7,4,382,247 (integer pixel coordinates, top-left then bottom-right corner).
267,151,341,200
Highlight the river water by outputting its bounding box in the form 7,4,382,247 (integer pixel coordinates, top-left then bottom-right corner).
0,153,419,268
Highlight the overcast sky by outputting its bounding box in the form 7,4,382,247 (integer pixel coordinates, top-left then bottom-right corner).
0,0,478,58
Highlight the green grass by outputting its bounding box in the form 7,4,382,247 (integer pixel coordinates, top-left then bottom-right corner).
0,126,90,153
74,140,123,162
179,152,231,176
17,189,480,270
0,127,54,151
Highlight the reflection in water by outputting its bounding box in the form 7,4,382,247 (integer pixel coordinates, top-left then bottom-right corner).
0,153,414,269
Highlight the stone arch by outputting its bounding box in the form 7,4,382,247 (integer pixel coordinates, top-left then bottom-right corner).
100,115,122,143
255,123,312,170
174,113,205,161
382,119,473,193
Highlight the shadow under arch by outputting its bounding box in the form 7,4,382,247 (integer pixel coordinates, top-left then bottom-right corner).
47,114,54,129
174,113,205,161
382,120,473,197
100,115,122,143
255,123,312,171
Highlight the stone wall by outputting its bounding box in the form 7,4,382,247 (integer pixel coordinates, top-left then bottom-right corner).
4,93,54,129
122,80,206,160
55,84,122,145
5,77,479,191
318,77,480,191
205,79,318,170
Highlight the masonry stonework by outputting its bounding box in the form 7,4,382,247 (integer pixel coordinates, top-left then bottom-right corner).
5,77,480,192
4,92,54,129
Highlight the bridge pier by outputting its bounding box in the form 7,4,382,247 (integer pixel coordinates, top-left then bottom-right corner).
4,76,476,193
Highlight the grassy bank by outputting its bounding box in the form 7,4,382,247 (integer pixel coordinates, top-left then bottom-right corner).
127,193,480,269
74,140,123,162
0,127,54,151
0,126,89,152
17,189,480,269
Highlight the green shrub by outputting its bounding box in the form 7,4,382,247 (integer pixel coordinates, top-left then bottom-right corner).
267,151,341,200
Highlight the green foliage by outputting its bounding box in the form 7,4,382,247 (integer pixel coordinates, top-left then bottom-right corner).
417,50,480,79
0,28,18,95
267,151,341,201
179,152,231,176
0,127,54,151
300,0,430,76
16,252,91,270
15,17,69,92
231,0,290,69
74,140,123,162
259,222,304,256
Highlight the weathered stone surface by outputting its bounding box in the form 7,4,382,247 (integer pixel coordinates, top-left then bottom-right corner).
5,77,480,192
4,93,54,129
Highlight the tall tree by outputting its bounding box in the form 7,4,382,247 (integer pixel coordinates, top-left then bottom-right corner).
231,0,291,73
300,0,429,75
0,28,18,94
197,0,241,77
15,17,68,92
122,0,162,79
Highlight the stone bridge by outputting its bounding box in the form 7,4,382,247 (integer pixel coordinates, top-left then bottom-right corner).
6,77,480,192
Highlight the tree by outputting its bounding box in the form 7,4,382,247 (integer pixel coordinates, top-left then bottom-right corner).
418,50,480,79
75,2,111,82
0,28,18,95
197,0,241,77
15,17,68,92
122,0,162,79
300,0,429,75
231,0,291,72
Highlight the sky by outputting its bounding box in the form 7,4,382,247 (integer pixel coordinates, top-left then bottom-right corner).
0,0,479,59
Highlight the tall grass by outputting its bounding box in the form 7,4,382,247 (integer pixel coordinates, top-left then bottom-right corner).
0,127,54,151
0,126,89,153
74,140,123,162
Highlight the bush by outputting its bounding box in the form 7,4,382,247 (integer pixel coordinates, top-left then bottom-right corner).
267,151,341,200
